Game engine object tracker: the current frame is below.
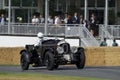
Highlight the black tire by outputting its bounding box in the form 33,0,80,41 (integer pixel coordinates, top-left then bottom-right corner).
20,51,30,70
76,51,85,69
45,51,54,70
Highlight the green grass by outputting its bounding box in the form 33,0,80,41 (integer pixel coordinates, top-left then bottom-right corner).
0,72,109,80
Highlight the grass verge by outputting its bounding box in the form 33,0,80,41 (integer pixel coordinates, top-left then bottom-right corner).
0,72,108,80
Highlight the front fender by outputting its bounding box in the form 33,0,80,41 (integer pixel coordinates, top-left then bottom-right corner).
45,48,54,54
43,48,54,58
20,49,26,54
20,49,30,63
78,47,85,52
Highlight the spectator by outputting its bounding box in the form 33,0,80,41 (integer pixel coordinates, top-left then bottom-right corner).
54,15,62,34
89,14,97,36
32,15,39,24
89,13,99,37
83,20,88,28
67,15,73,24
72,12,79,24
63,13,68,24
54,16,61,24
83,20,89,37
100,38,107,46
0,14,6,25
112,39,118,46
39,14,45,23
48,16,53,24
79,14,84,24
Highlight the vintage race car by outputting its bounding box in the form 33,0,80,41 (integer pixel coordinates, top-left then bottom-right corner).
20,38,85,70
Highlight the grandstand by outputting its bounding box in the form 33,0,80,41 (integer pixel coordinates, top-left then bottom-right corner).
0,0,120,47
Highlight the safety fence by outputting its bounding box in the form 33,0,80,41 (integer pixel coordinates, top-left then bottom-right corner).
0,23,120,46
0,23,100,46
0,23,120,38
0,23,91,37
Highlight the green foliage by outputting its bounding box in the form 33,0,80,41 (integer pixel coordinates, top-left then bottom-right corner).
68,7,80,16
108,9,115,24
5,0,37,7
49,0,56,16
11,0,20,6
117,12,120,17
0,9,6,15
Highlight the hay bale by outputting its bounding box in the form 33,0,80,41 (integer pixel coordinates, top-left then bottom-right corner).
105,52,120,66
104,47,120,52
85,47,105,66
0,47,120,66
0,48,13,65
104,47,120,66
12,47,24,65
0,47,23,65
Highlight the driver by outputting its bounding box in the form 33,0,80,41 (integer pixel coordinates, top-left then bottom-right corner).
34,32,44,46
33,32,44,67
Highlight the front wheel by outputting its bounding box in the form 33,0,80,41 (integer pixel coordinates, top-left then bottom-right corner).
45,51,54,70
20,51,30,70
76,51,85,69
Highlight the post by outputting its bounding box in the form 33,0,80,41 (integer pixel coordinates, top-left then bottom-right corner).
3,0,5,9
45,0,48,35
56,0,59,11
8,0,11,34
66,0,68,12
12,9,15,23
115,0,117,21
28,9,30,23
84,0,87,20
105,0,108,28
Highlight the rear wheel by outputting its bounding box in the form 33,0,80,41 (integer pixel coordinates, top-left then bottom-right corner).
20,51,30,70
45,51,54,70
76,51,85,69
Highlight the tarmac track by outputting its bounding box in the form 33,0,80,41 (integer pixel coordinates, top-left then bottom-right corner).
0,65,120,80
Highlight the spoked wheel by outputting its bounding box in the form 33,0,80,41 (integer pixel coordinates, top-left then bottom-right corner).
20,51,30,70
45,51,54,70
76,51,85,69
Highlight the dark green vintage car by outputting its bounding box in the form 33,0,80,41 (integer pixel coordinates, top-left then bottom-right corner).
20,39,85,70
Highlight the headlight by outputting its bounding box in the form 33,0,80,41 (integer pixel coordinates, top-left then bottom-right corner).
57,46,64,54
71,47,78,53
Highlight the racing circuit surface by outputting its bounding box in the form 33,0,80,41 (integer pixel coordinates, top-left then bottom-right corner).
0,65,120,80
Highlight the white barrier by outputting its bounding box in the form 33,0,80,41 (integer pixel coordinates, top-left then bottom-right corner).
0,36,80,47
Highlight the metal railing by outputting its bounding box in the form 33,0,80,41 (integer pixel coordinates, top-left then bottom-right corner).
0,23,100,46
0,23,120,46
0,23,120,38
107,25,120,38
99,25,120,39
0,23,45,35
0,23,87,36
81,26,99,46
99,25,114,40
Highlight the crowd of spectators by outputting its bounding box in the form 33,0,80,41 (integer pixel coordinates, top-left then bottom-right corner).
0,13,119,46
0,12,100,37
31,13,119,47
32,12,100,37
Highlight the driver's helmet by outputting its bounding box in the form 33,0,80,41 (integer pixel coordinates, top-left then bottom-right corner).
37,32,43,38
